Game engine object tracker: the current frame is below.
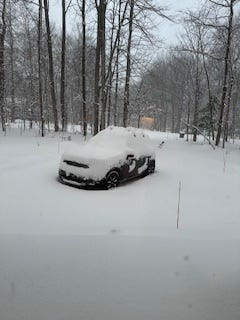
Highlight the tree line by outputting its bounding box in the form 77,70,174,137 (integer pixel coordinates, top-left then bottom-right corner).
0,0,165,135
134,0,240,147
0,0,239,147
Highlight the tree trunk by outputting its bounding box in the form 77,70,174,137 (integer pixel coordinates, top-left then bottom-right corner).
43,0,59,132
0,0,6,133
60,0,66,131
171,101,175,133
106,0,116,126
93,3,101,135
193,49,200,142
175,98,183,133
26,24,35,129
199,29,214,140
223,74,234,147
100,1,107,131
107,74,112,126
123,0,134,127
215,0,234,146
9,7,16,123
38,0,44,137
42,47,50,130
230,84,239,142
113,58,119,126
81,0,87,137
106,2,116,127
163,106,168,133
113,0,123,126
186,100,190,142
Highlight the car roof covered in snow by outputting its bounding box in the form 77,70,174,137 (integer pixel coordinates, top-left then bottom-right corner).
89,126,152,149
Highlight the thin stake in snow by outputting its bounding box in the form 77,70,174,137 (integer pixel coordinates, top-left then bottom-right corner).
177,181,182,230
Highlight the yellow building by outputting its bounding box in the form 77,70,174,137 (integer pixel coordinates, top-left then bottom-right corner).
139,116,155,130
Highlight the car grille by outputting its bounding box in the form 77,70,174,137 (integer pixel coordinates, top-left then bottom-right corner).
63,160,89,168
59,169,96,186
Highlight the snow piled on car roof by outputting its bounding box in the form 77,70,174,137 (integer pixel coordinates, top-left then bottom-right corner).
89,126,155,155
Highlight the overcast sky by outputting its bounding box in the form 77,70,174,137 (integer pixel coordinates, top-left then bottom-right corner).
49,0,201,46
156,0,201,45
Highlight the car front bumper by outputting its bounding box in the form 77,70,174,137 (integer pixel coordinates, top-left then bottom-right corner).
58,169,101,187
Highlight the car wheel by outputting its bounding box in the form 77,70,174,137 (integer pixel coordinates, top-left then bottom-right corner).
147,160,155,174
105,170,120,189
148,166,155,174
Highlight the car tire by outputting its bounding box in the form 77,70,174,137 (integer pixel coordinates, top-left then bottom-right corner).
105,170,120,189
147,160,155,174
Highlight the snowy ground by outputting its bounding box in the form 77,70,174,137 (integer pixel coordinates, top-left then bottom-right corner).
0,127,240,320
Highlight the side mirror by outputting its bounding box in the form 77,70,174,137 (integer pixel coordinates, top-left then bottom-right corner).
126,154,135,165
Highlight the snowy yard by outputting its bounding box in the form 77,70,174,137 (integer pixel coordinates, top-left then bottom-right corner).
0,128,240,320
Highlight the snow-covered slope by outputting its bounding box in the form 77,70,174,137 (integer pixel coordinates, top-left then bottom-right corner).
0,128,240,320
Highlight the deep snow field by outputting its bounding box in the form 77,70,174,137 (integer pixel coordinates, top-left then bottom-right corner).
0,126,240,320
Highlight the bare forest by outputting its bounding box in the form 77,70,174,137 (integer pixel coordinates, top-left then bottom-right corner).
0,0,240,147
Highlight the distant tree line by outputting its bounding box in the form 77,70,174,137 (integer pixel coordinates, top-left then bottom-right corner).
134,0,240,147
0,0,239,147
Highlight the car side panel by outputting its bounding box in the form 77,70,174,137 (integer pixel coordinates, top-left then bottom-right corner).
119,156,149,182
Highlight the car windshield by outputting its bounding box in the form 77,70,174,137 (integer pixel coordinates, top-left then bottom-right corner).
89,130,128,149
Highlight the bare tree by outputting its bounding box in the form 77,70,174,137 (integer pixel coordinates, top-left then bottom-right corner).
99,0,107,131
215,0,236,146
60,0,66,131
123,0,134,127
93,0,107,134
193,40,200,142
113,0,122,126
38,0,44,136
43,0,59,132
8,4,16,123
0,0,6,132
60,0,72,131
81,0,87,137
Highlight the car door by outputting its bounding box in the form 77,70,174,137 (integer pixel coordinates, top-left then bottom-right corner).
121,154,137,180
135,156,148,176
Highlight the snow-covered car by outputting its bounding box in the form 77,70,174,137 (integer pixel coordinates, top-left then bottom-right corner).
58,126,155,189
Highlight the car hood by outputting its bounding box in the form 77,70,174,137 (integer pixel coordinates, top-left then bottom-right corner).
63,144,127,161
59,145,128,181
